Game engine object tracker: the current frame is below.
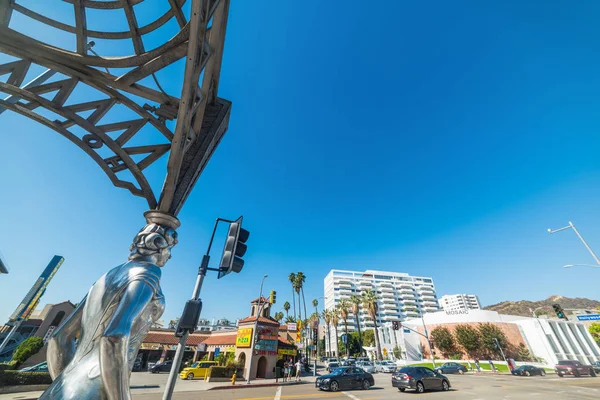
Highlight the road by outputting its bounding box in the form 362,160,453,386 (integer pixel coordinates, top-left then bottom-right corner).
129,373,600,400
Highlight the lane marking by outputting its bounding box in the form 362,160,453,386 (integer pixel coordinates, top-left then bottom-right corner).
237,393,338,400
274,386,282,400
341,392,361,400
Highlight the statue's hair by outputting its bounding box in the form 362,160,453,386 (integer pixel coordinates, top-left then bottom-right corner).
130,223,178,257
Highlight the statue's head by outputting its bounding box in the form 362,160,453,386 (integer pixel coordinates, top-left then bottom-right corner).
129,211,180,267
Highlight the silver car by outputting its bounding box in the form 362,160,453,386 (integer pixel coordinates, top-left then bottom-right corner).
357,361,376,373
376,361,396,373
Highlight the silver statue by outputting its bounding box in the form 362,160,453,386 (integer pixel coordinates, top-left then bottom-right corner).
41,211,179,400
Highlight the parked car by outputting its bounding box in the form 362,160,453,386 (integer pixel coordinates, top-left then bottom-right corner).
357,357,370,363
555,360,597,377
341,359,356,366
392,366,451,393
434,362,467,375
593,361,600,373
326,358,339,367
179,361,217,380
19,362,48,373
132,359,143,372
376,361,396,373
148,360,173,373
511,365,546,377
357,361,376,373
327,362,340,372
315,366,375,392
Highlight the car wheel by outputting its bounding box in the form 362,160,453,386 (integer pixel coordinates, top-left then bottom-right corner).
399,387,406,392
442,380,449,391
438,369,443,374
525,371,530,376
541,370,546,376
186,373,194,380
416,381,425,393
458,369,464,375
330,381,339,392
558,374,563,378
574,371,580,378
591,370,597,377
362,380,370,390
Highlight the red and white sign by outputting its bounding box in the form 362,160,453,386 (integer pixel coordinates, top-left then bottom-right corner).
287,322,297,331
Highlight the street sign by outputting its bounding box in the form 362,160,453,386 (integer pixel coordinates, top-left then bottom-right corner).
577,314,600,321
341,334,347,344
214,347,220,357
403,328,410,334
287,322,297,331
383,348,388,356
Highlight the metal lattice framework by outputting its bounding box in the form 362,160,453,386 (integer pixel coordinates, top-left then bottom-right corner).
0,0,231,215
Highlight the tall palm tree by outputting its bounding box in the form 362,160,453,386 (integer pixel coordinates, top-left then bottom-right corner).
274,311,284,323
285,315,295,323
362,289,382,360
283,301,291,317
312,298,318,316
350,294,363,354
288,272,297,319
295,272,308,324
338,299,351,356
331,308,340,357
322,309,332,357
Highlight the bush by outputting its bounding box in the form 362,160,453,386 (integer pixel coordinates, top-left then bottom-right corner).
448,353,463,360
0,361,18,371
0,370,52,386
208,366,244,378
11,337,44,368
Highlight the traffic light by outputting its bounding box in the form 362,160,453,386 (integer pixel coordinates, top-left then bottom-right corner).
392,321,401,330
553,303,567,320
270,290,276,304
429,340,434,350
313,328,318,342
218,216,250,279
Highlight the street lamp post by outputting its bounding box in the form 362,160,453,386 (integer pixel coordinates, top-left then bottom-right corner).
246,274,268,384
548,222,600,266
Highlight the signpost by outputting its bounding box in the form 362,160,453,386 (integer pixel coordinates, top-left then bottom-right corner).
577,314,600,321
214,348,220,358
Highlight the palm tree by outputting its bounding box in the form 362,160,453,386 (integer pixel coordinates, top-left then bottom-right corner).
322,309,332,357
331,308,340,357
274,311,284,323
338,299,351,356
295,272,308,324
285,315,295,323
283,301,291,317
288,272,297,319
362,289,383,360
350,294,363,354
312,298,318,316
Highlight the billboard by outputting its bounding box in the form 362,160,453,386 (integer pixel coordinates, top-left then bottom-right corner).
236,327,253,348
9,255,64,322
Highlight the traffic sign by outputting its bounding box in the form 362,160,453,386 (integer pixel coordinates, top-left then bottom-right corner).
577,314,600,321
214,347,220,357
341,334,347,344
383,348,388,356
403,328,410,334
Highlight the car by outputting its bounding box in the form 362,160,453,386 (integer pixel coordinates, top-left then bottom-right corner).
19,362,48,373
555,360,597,377
511,365,546,377
357,357,370,363
326,358,339,366
392,366,451,393
356,361,376,373
132,359,143,372
434,362,467,375
327,362,340,372
376,361,396,373
593,361,600,373
179,361,217,380
148,360,173,373
315,366,375,392
341,359,356,367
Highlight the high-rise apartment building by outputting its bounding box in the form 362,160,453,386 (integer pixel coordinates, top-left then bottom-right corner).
323,269,439,355
439,294,481,312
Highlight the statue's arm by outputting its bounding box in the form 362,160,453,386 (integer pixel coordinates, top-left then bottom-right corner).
47,296,86,379
100,280,154,400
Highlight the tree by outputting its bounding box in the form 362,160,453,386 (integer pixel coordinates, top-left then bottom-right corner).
338,332,362,356
322,309,333,356
312,298,318,316
589,323,600,346
362,329,375,347
11,336,44,367
168,318,179,329
454,324,482,358
362,289,383,360
430,327,457,358
285,315,296,323
478,323,508,358
331,309,340,357
350,294,363,352
288,273,297,319
295,272,308,329
393,345,402,359
338,299,351,356
283,301,291,317
274,311,284,323
516,343,532,361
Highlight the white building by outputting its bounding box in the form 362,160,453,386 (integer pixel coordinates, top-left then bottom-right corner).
375,309,600,367
323,269,440,356
439,294,481,312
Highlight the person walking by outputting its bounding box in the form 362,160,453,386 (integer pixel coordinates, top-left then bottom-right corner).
283,361,289,382
287,358,294,381
295,359,302,381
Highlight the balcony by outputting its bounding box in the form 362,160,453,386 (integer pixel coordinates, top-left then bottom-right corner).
403,298,416,304
399,282,412,289
423,300,438,306
381,291,395,298
418,287,435,294
383,315,397,321
380,286,394,292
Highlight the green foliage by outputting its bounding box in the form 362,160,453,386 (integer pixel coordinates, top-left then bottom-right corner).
338,331,362,356
516,343,532,362
215,352,236,367
11,337,44,368
393,345,402,359
430,327,457,358
362,329,375,347
0,370,52,386
477,323,508,358
0,361,18,371
285,316,296,323
208,366,244,379
454,324,482,357
448,353,463,360
589,323,600,346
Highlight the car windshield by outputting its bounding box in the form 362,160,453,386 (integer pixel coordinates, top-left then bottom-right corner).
330,367,348,376
191,362,199,368
558,361,576,365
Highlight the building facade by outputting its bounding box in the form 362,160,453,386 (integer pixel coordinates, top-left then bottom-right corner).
323,269,440,356
439,294,481,312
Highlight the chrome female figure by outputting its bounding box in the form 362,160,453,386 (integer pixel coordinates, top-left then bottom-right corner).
40,211,179,400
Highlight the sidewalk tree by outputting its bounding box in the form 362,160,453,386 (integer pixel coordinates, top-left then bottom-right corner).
338,299,351,356
338,332,361,356
283,301,291,317
274,311,284,323
331,309,340,357
362,289,383,360
350,294,363,351
454,324,482,358
322,309,333,356
589,323,600,346
393,345,402,359
430,326,457,358
285,315,295,323
288,272,297,319
11,336,44,368
362,329,375,347
478,323,508,358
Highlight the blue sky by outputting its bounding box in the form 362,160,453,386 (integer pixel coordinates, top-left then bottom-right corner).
2,1,600,325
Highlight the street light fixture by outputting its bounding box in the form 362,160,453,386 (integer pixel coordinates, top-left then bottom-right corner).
548,221,600,266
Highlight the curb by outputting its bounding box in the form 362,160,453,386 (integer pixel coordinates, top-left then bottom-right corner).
208,381,309,391
0,384,49,394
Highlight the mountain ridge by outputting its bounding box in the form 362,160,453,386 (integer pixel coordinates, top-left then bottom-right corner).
483,295,600,317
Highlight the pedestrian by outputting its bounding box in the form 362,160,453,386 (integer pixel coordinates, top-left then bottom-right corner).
295,359,302,381
287,358,294,381
283,361,289,382
489,360,495,373
474,357,481,373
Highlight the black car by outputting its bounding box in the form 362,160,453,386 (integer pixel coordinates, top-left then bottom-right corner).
392,366,450,393
148,360,173,373
316,367,375,392
511,365,546,377
593,361,600,373
434,362,467,375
